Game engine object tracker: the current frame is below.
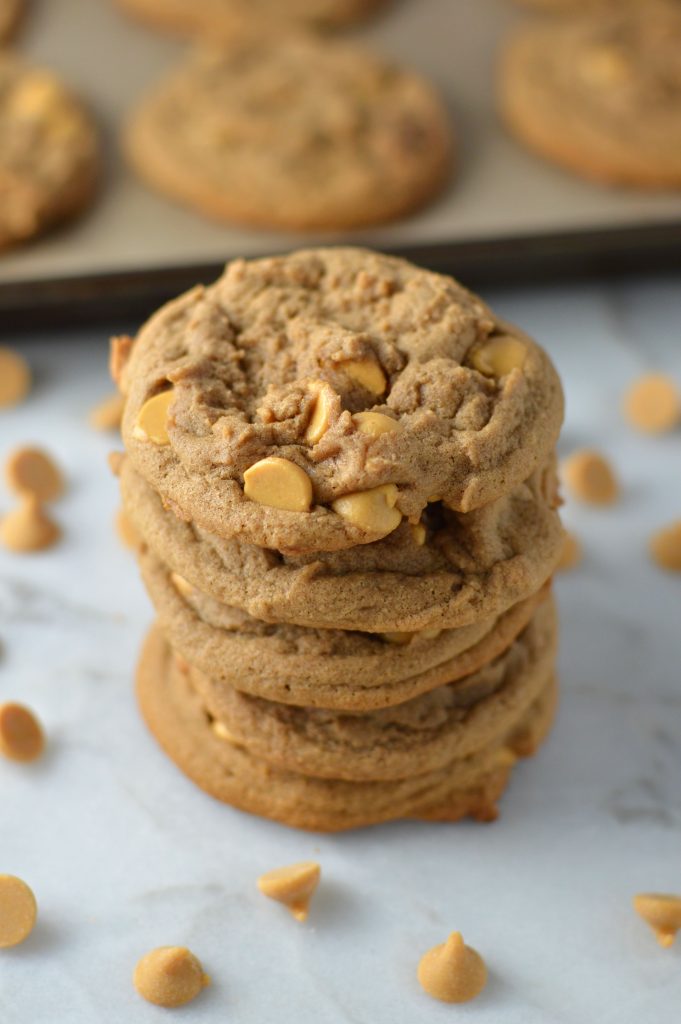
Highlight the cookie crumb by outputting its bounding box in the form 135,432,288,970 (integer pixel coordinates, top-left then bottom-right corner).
0,347,31,408
623,373,681,434
649,521,681,573
5,447,64,502
562,449,619,505
257,861,320,921
0,496,60,552
417,931,487,1004
0,702,45,762
0,875,37,948
89,392,125,432
134,946,210,1007
557,530,581,571
633,893,681,948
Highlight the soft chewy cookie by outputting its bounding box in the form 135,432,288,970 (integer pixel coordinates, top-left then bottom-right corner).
121,458,563,632
0,0,24,41
124,37,451,232
117,0,388,34
500,0,681,188
186,596,557,781
117,249,563,552
137,626,558,831
0,56,100,249
140,546,550,710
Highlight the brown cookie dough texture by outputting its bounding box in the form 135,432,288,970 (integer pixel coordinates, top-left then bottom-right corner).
119,249,563,554
0,55,100,249
0,0,24,42
125,37,452,231
500,1,681,188
118,0,388,34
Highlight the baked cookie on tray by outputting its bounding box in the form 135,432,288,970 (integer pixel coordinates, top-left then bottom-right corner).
500,0,681,188
124,37,452,231
137,626,558,831
0,0,24,41
117,248,563,552
0,55,99,250
117,0,389,34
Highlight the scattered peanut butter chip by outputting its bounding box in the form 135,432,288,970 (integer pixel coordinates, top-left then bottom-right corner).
417,932,487,1004
5,447,64,502
0,875,37,948
557,531,582,572
257,861,320,922
0,702,44,762
116,508,140,551
331,483,401,536
623,373,681,434
562,449,619,506
304,382,337,445
89,392,125,432
649,521,681,572
0,347,31,409
633,893,681,948
134,947,210,1008
352,411,402,437
341,358,386,395
470,336,526,378
0,497,60,552
243,456,313,512
133,389,174,445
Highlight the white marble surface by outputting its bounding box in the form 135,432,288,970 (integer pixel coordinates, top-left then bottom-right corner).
1,276,681,1023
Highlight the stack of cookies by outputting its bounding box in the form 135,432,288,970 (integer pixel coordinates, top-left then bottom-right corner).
114,248,565,831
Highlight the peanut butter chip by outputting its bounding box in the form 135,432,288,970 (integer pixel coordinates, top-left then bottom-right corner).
0,497,60,552
0,703,44,762
89,392,125,432
581,46,631,85
0,347,31,409
470,336,526,378
649,521,681,572
341,358,387,395
331,484,401,536
5,447,64,502
633,893,681,948
623,373,681,434
417,932,487,1004
381,631,414,645
243,457,313,512
305,382,337,445
562,449,619,506
557,531,581,572
352,411,402,437
257,861,320,922
170,572,195,598
133,390,174,445
134,947,210,1008
410,522,427,546
0,875,37,948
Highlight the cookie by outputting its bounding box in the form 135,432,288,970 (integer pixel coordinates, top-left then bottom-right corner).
137,626,558,831
0,56,100,249
140,546,550,709
125,36,451,232
500,1,681,188
117,0,387,35
121,457,563,633
185,596,557,781
0,0,24,41
117,249,563,552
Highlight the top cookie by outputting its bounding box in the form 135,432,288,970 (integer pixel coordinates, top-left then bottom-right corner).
500,0,681,188
117,0,388,35
118,248,563,554
0,0,24,41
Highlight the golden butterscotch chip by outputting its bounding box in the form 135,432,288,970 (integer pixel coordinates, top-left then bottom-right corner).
211,719,238,743
134,947,210,1008
0,875,37,948
116,508,140,551
257,861,320,922
0,497,60,553
623,373,681,434
89,392,125,432
0,702,44,762
562,449,619,505
341,358,387,395
557,530,581,572
381,631,413,645
352,411,402,437
243,457,313,512
0,347,31,409
420,628,443,641
410,521,427,546
8,72,60,118
5,447,64,502
649,521,681,572
170,572,194,598
633,893,681,948
417,932,487,1004
133,389,174,445
304,382,337,445
331,483,401,535
470,336,526,378
580,46,631,85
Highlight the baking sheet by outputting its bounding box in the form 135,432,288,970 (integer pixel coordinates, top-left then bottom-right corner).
1,0,681,324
